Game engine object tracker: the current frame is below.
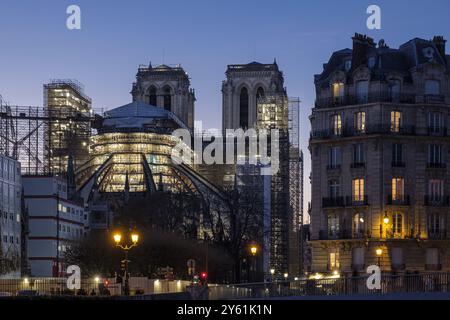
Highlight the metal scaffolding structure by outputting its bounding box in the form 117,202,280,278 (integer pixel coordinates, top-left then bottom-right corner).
288,97,303,275
0,80,93,176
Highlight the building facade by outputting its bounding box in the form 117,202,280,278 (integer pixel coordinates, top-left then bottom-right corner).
23,176,88,277
44,80,92,174
0,155,22,278
309,34,450,274
131,63,196,129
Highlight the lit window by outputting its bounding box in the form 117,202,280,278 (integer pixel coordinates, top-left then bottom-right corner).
329,250,340,270
392,213,403,236
352,178,365,202
353,213,365,237
332,83,344,102
392,178,404,201
390,111,402,132
331,114,342,135
354,112,366,133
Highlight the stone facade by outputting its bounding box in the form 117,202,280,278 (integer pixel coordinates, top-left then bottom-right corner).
131,63,196,129
222,61,285,130
309,34,450,274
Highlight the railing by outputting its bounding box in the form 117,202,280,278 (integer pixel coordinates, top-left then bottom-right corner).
424,94,445,104
427,230,447,240
387,194,410,206
427,162,447,169
319,229,365,240
391,161,406,168
208,273,450,299
326,164,341,170
322,196,369,208
315,92,417,108
350,162,365,169
424,195,450,207
311,124,415,140
322,197,345,208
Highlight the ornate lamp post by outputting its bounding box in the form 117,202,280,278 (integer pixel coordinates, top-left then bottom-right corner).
249,245,258,283
113,231,139,296
376,248,383,270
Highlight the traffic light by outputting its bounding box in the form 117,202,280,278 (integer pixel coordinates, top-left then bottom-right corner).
200,272,207,285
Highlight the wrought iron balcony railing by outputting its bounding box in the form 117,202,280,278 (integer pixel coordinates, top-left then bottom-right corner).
424,195,450,207
387,194,410,206
427,162,447,169
322,197,345,208
311,124,415,140
315,92,416,108
350,162,365,169
319,229,366,240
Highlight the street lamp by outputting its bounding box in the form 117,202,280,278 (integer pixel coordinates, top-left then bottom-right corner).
113,231,140,296
249,244,258,282
383,214,390,225
284,273,289,280
376,248,383,269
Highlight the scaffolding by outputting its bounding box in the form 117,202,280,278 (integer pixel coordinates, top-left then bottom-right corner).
0,99,94,176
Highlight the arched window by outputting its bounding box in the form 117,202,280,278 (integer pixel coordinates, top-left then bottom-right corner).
239,87,249,129
256,87,265,101
163,86,172,111
148,86,157,106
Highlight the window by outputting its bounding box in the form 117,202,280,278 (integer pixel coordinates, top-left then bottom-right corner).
391,247,404,268
352,248,365,269
354,112,366,133
256,87,265,103
331,114,342,135
392,178,404,201
239,87,249,129
428,180,444,201
352,178,365,202
328,147,341,168
163,86,172,111
328,214,340,237
148,86,157,106
353,144,364,164
425,80,440,95
428,144,443,165
356,80,369,103
426,248,440,267
392,143,403,165
428,213,441,238
390,111,402,132
368,57,376,69
344,60,352,71
428,112,442,133
332,83,344,103
389,80,401,101
353,213,365,237
392,213,403,237
328,180,340,199
329,250,340,270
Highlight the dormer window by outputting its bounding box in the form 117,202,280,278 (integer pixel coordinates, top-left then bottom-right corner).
425,80,440,95
344,60,352,72
368,57,376,69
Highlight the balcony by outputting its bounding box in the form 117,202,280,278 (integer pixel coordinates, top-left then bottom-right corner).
350,162,365,169
424,195,450,207
427,230,447,240
423,94,445,104
427,162,447,169
387,194,410,206
315,92,416,108
327,164,341,171
345,196,369,207
391,161,406,168
322,197,345,208
319,229,366,240
311,124,415,140
427,126,447,137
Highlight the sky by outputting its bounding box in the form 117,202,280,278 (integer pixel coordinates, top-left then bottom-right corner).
0,0,449,219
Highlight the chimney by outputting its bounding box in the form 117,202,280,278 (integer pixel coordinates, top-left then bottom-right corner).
432,36,446,61
351,33,375,71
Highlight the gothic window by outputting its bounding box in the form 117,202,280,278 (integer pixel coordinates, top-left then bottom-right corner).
239,87,249,129
256,87,265,101
148,86,157,106
163,86,172,111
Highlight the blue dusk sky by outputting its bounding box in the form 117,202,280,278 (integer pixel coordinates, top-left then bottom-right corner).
0,0,449,219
